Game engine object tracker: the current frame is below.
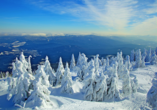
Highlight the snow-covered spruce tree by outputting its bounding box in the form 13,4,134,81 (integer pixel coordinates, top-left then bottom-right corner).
83,59,96,101
150,51,157,65
101,58,106,66
0,72,4,78
147,76,157,109
125,55,132,71
56,57,65,86
104,64,120,101
141,56,146,67
61,63,73,94
105,57,110,70
35,65,50,87
156,47,157,55
26,77,53,109
105,63,120,101
77,53,88,80
117,52,124,79
131,77,138,93
130,50,135,62
7,57,34,105
76,52,81,67
44,56,56,86
142,48,147,61
19,52,29,71
94,71,107,101
122,66,131,96
70,54,75,71
5,71,9,78
94,54,99,75
135,49,142,68
146,48,151,62
27,55,32,74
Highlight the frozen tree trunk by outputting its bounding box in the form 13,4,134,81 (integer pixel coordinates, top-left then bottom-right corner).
61,63,73,94
70,54,76,71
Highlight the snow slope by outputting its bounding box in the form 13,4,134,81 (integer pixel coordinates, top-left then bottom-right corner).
0,65,156,110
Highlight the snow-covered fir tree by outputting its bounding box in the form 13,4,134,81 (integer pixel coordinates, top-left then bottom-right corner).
35,65,50,87
5,71,9,78
131,77,138,93
61,63,73,94
117,52,124,78
130,50,135,62
141,56,146,67
56,57,65,86
94,54,99,75
70,54,75,70
83,59,96,101
105,57,110,70
0,72,4,78
147,76,157,109
105,64,120,101
135,49,142,68
150,51,157,65
94,71,107,101
26,77,53,109
156,47,157,55
76,52,81,67
19,52,29,71
7,57,34,105
122,66,131,96
125,55,132,71
146,48,151,62
44,56,56,86
77,53,88,80
27,55,32,74
142,48,147,61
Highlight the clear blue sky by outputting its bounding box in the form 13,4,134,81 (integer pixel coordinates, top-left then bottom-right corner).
0,0,157,36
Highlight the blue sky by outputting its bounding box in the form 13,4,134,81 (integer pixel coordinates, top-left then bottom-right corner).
0,0,157,36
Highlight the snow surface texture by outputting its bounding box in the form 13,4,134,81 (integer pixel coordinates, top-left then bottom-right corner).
0,49,157,110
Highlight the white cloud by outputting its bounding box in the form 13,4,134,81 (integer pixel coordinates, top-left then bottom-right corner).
130,17,157,36
29,0,138,30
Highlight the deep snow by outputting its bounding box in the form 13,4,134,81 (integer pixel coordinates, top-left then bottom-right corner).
0,65,156,110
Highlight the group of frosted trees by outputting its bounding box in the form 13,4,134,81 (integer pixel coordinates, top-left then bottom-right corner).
4,47,157,108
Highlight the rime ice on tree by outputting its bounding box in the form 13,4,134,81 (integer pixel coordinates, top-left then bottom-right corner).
83,60,96,101
61,63,73,94
130,50,135,62
56,57,65,86
44,56,56,86
147,75,157,109
70,54,75,71
26,77,53,109
122,67,131,96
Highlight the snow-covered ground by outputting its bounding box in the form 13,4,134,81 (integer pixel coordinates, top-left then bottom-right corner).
0,65,156,110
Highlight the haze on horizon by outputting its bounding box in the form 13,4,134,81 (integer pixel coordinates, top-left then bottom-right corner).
0,0,157,37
